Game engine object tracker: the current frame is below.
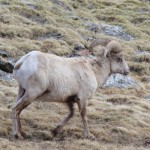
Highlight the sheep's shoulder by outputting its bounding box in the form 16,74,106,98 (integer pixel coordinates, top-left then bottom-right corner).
73,57,90,68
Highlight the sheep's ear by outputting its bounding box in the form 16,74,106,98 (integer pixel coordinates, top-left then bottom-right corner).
92,46,106,57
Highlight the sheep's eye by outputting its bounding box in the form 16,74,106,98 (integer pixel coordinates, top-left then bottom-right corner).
117,58,122,62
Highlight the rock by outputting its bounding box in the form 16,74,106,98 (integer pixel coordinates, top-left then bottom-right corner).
100,24,134,41
0,57,14,73
86,22,101,33
69,16,81,20
135,50,150,55
0,70,14,82
0,50,9,57
37,32,63,40
85,22,134,41
103,73,138,88
74,43,85,51
144,95,150,101
21,0,31,5
141,0,150,2
67,44,86,57
84,36,95,41
21,0,36,10
51,0,71,11
7,57,15,66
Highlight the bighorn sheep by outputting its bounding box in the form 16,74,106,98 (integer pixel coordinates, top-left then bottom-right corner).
12,39,130,139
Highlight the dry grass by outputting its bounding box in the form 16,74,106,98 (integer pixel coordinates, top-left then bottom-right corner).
0,0,150,149
0,81,150,150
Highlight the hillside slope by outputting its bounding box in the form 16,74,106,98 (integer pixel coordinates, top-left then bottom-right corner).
0,0,150,150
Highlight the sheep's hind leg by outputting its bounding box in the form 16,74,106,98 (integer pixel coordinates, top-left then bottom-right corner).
12,89,42,139
12,92,31,139
16,84,25,102
77,100,95,139
52,102,74,136
15,85,26,136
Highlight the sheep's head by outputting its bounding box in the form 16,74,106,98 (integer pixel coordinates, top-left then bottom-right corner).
91,40,130,75
108,52,129,75
106,41,130,75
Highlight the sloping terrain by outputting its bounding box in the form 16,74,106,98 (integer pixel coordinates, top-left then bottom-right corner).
0,0,150,150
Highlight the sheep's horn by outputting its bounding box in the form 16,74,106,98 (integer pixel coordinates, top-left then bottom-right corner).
106,40,123,55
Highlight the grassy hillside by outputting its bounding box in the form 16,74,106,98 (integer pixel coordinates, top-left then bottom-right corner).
0,0,150,149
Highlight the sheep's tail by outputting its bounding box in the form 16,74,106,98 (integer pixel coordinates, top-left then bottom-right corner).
13,54,30,79
14,54,30,70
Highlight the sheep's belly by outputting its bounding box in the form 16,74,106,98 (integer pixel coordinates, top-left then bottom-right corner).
37,91,73,103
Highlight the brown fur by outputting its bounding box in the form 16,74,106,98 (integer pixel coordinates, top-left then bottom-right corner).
14,62,22,70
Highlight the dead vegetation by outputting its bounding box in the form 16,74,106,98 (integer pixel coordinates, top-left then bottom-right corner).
0,83,150,149
0,0,150,149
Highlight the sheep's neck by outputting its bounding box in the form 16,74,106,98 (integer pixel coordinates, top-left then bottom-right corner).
90,57,111,88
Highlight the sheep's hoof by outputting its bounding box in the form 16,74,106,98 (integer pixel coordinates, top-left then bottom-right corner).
84,132,96,140
13,133,24,140
21,131,27,138
52,126,63,137
52,129,58,137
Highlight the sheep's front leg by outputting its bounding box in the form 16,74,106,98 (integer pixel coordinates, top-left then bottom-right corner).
52,102,74,136
77,100,95,139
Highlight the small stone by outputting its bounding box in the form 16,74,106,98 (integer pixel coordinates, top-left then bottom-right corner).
86,22,101,33
103,73,138,88
0,50,9,57
69,16,80,20
135,50,150,55
74,44,85,51
21,0,36,10
37,32,63,40
51,0,71,11
0,70,14,82
144,95,150,101
0,57,14,73
85,36,95,41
